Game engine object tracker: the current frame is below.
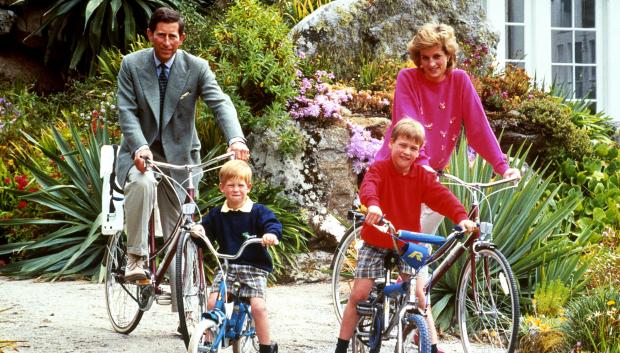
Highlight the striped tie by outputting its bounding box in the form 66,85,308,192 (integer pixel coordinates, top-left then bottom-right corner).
158,63,168,116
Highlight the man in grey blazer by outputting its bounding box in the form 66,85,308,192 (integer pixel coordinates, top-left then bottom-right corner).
116,7,249,284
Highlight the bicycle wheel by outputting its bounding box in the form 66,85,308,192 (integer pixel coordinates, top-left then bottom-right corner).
187,318,219,353
350,337,367,353
402,313,431,353
457,246,519,353
232,312,259,353
104,230,144,334
331,223,364,321
176,231,208,346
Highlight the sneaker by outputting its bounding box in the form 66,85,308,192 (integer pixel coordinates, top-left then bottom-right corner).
259,343,278,353
124,254,147,282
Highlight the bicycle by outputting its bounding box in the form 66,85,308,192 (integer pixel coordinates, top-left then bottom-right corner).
347,216,435,353
187,236,263,353
332,172,521,353
101,146,234,347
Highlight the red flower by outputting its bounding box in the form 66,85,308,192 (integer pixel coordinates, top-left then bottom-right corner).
3,177,10,185
15,174,28,190
17,200,27,209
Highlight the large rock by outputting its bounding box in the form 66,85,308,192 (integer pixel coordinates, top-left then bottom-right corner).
290,0,498,79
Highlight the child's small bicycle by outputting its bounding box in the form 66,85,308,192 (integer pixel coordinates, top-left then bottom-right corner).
349,216,435,353
187,236,262,353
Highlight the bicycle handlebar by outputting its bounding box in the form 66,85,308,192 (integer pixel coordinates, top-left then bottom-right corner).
204,237,264,261
437,170,519,189
146,151,235,171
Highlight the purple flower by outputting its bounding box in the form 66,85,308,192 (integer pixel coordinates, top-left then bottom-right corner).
346,124,383,175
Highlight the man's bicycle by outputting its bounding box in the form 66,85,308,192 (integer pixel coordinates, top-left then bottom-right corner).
186,236,263,353
101,146,234,347
332,172,521,353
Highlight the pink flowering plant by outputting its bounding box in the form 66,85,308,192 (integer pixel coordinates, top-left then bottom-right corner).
287,70,352,124
0,97,21,137
346,123,383,175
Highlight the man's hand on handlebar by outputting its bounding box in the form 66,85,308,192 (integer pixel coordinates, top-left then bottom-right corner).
261,233,279,246
228,141,250,162
458,219,477,233
134,148,153,173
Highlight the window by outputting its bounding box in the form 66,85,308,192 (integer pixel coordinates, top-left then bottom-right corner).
506,0,525,67
550,0,597,109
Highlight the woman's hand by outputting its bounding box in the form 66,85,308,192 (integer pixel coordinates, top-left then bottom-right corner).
262,233,279,246
502,167,521,180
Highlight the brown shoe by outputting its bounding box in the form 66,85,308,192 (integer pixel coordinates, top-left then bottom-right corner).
124,254,147,282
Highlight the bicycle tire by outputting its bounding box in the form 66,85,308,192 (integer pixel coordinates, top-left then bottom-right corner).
176,231,208,346
187,318,219,353
331,223,364,322
232,311,259,353
104,230,144,334
457,246,520,353
402,313,431,353
350,337,367,353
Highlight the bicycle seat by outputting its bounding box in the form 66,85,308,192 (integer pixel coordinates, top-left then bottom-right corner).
398,230,446,246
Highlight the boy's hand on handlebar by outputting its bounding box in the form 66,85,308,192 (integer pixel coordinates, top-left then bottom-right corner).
365,205,383,225
134,149,153,173
458,219,477,233
228,141,250,161
502,167,521,180
261,233,279,246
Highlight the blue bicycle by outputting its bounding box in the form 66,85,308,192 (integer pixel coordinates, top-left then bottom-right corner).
187,237,262,353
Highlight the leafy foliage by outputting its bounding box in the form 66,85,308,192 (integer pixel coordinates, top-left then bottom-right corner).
17,0,179,74
534,279,571,317
275,0,333,25
557,143,620,231
0,119,113,279
560,287,620,352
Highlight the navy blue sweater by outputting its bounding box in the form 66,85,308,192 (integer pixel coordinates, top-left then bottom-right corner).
201,203,282,272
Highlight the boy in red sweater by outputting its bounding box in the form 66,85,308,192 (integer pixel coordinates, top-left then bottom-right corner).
334,118,476,353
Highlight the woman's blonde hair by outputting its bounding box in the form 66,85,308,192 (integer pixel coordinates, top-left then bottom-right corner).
391,118,425,146
219,160,252,185
407,23,459,70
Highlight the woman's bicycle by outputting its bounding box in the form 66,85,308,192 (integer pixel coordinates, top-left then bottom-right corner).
332,172,521,353
187,236,262,353
101,147,234,347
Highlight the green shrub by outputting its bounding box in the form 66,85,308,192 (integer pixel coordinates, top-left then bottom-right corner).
519,314,565,353
584,228,620,290
534,279,571,317
560,287,620,352
275,0,333,25
557,143,620,231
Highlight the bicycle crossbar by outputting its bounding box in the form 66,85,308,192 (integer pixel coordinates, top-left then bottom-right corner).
398,230,446,245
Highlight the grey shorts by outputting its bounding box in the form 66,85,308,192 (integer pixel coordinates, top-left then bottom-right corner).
355,244,428,280
211,264,268,299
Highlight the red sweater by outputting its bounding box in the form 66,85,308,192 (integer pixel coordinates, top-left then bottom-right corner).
359,159,469,249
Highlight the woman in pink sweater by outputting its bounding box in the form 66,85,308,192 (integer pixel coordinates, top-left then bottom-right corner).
374,23,521,353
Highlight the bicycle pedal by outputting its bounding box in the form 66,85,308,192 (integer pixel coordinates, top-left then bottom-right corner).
136,278,152,285
156,293,172,305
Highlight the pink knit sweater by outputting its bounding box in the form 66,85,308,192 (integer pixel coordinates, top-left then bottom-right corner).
375,68,509,175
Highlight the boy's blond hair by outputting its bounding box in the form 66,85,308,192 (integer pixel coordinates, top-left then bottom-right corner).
408,23,458,70
390,118,425,146
219,160,252,185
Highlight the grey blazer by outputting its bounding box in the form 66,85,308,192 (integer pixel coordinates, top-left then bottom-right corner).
115,48,243,193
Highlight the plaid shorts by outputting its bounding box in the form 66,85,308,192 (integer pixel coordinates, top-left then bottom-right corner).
355,244,428,280
211,264,268,299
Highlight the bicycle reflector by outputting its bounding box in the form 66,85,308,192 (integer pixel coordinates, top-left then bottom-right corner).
399,242,430,270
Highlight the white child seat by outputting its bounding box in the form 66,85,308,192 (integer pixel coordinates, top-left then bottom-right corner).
100,145,125,235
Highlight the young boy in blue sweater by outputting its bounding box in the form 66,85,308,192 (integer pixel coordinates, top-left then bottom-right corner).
198,159,281,353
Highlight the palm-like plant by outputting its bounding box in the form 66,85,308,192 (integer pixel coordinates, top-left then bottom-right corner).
430,141,586,330
0,119,112,279
15,0,178,74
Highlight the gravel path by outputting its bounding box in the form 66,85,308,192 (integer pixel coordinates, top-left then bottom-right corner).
0,277,466,352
